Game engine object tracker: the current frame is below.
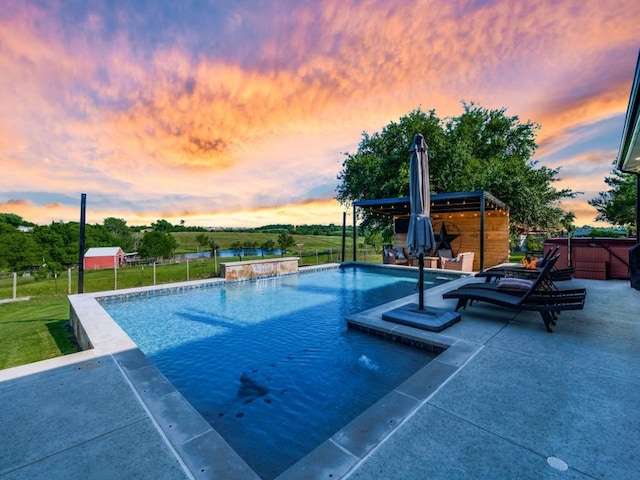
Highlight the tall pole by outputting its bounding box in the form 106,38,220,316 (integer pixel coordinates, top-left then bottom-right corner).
78,193,86,293
341,212,346,262
479,191,485,272
352,205,357,261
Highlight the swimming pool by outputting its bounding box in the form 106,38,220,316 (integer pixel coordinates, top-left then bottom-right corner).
100,265,455,479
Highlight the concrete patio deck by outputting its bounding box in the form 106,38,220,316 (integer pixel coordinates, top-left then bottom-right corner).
1,276,639,479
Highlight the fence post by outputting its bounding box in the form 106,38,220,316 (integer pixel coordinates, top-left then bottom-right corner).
186,258,190,281
68,268,71,294
153,262,157,285
12,272,17,299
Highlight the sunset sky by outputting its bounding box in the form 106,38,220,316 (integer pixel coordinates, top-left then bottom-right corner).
1,0,638,228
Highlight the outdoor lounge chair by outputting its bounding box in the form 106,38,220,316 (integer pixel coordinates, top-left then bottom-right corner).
442,256,586,332
475,246,562,283
381,244,411,265
466,254,564,293
548,265,575,282
458,256,584,322
393,245,410,265
382,245,396,264
440,251,474,272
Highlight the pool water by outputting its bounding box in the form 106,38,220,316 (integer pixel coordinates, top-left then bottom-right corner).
102,266,450,479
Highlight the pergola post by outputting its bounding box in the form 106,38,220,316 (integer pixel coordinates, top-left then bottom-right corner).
352,205,357,261
341,211,346,262
480,191,486,271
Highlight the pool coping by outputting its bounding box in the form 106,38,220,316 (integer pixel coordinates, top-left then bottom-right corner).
58,263,478,479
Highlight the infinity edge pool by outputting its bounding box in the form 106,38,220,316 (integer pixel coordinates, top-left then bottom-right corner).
67,262,480,479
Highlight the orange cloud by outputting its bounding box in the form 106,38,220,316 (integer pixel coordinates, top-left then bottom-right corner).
0,199,67,224
135,198,346,228
534,82,631,158
1,0,639,229
559,197,608,227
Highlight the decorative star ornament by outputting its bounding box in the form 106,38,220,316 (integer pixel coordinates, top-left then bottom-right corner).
434,222,459,251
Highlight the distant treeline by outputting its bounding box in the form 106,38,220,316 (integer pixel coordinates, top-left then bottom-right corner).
0,213,354,272
131,220,352,236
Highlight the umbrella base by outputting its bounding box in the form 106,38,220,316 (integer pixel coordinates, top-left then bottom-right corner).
382,304,461,332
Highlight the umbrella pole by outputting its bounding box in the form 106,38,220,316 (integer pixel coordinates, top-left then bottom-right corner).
418,254,424,310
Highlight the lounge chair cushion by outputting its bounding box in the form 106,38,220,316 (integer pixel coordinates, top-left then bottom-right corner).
396,248,405,259
496,278,533,292
438,249,453,258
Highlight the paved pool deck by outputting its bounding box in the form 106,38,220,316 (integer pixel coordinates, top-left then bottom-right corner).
1,275,639,479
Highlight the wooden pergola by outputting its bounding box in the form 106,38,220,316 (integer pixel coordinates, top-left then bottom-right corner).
352,190,510,271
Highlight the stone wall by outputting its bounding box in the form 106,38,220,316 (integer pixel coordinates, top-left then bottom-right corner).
220,257,299,281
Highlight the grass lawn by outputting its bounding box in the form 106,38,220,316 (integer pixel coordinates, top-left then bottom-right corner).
1,241,379,300
509,251,526,263
0,231,377,370
172,231,355,254
0,296,79,370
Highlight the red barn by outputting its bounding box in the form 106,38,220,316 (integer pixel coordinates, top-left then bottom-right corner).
84,247,125,269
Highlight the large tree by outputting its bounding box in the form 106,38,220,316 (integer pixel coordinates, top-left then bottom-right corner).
336,103,577,234
103,217,135,252
138,231,178,259
0,232,40,270
0,213,24,229
277,232,295,253
152,219,174,232
589,167,637,228
32,222,79,267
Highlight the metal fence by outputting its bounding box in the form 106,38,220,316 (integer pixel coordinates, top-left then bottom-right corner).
0,248,381,300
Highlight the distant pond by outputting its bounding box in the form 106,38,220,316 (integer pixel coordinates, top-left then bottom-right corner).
176,249,284,260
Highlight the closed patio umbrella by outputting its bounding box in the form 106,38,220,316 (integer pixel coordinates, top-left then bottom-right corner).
406,133,436,309
381,133,460,331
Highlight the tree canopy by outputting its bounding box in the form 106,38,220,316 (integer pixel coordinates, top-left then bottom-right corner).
0,213,25,228
0,215,137,271
103,217,135,252
0,232,40,270
336,103,577,234
138,231,178,259
589,167,637,228
277,233,296,253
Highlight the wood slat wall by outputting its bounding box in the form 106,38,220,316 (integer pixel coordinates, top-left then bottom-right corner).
393,211,510,271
